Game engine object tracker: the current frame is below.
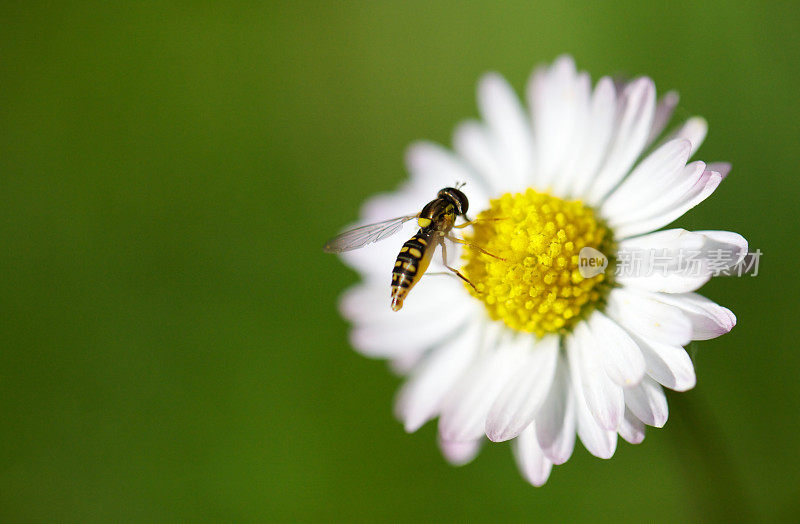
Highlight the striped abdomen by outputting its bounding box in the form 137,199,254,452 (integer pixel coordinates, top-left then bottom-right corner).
391,229,436,311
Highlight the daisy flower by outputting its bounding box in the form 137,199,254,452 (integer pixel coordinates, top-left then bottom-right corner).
335,55,746,486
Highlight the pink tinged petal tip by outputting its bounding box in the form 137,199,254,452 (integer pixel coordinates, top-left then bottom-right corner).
535,355,577,465
618,409,646,444
633,334,697,391
606,288,693,347
624,376,669,427
647,90,680,145
694,230,748,267
706,162,731,179
612,167,723,239
601,138,693,222
570,348,618,459
513,424,554,487
438,436,482,466
586,77,656,205
669,116,708,157
654,292,737,340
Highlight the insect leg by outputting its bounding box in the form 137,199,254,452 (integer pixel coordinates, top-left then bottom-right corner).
453,217,508,229
439,239,478,292
447,234,505,261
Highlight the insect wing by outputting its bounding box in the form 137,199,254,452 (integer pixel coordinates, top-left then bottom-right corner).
324,214,417,253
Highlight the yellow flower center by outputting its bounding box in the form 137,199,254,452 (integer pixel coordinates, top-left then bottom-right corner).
462,189,615,337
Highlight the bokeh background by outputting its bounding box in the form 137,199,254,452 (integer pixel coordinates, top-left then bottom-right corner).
2,1,798,521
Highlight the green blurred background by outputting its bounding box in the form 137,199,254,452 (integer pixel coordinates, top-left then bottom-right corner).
1,1,798,521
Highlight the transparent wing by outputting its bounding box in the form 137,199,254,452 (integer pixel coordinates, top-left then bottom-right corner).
323,214,418,253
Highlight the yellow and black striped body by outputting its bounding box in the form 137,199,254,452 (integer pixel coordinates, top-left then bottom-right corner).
390,230,436,311
324,186,470,311
390,191,465,311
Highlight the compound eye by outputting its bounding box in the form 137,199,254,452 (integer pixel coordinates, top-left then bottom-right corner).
439,187,469,215
459,194,469,215
449,188,468,215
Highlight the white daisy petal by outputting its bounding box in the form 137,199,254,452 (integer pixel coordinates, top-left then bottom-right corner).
569,77,617,199
438,328,527,442
350,281,475,358
600,138,692,221
438,436,482,466
535,355,576,465
529,55,580,190
395,321,483,432
389,348,429,375
606,160,705,232
340,276,462,326
616,272,711,296
606,288,692,346
569,336,618,459
586,77,656,204
624,376,669,427
569,321,625,431
405,141,491,209
616,229,748,293
618,408,646,444
629,331,697,391
551,73,592,198
477,72,534,191
694,230,749,263
652,292,737,340
576,402,617,459
646,90,679,145
513,423,554,487
588,310,646,387
612,166,723,239
608,293,697,392
453,120,508,195
706,162,731,178
668,116,708,157
339,275,468,358
485,335,559,442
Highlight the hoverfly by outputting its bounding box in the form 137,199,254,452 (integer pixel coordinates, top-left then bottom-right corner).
324,186,501,311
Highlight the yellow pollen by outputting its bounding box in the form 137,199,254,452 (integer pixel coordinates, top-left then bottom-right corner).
462,189,615,337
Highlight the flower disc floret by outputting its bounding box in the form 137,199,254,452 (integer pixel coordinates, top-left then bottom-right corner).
462,189,615,336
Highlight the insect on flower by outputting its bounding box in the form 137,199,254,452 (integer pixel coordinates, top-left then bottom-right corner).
324,185,502,311
326,56,748,487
